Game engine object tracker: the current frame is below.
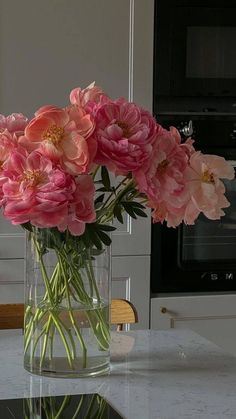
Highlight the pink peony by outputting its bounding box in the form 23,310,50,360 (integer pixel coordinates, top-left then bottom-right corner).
0,148,96,234
1,150,74,226
150,150,235,227
70,81,105,108
92,97,160,175
135,127,191,207
183,151,235,221
0,130,19,203
19,105,96,175
66,104,95,139
149,200,190,228
0,113,28,136
0,130,18,168
58,175,96,236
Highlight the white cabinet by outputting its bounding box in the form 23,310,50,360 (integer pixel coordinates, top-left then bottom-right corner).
112,256,150,329
151,295,236,356
112,212,151,256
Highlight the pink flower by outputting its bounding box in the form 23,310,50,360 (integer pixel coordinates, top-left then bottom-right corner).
93,97,160,175
1,150,75,226
0,130,20,203
0,113,28,136
19,106,96,175
70,82,105,108
1,148,96,234
149,201,190,228
183,151,235,220
66,105,95,139
135,127,190,207
0,130,18,168
58,175,96,236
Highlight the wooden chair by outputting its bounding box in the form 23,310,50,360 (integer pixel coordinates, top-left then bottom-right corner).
0,299,138,331
111,299,138,331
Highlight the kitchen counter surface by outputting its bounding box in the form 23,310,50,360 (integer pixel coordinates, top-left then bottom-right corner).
1,329,236,418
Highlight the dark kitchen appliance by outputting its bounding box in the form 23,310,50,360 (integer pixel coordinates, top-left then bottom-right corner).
152,0,236,294
151,114,236,293
154,0,236,114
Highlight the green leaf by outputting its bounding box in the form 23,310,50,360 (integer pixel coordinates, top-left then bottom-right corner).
86,225,103,250
95,194,105,205
96,224,116,232
21,222,33,233
101,166,111,190
96,230,112,246
113,205,124,224
133,207,148,218
130,201,146,209
96,187,113,192
121,202,137,219
90,248,105,256
34,228,64,251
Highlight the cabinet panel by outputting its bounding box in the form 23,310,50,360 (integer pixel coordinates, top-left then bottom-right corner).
0,260,24,284
151,295,236,355
0,0,130,115
112,255,150,329
112,212,151,256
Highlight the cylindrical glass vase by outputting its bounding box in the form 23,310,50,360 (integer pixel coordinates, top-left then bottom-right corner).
24,227,111,378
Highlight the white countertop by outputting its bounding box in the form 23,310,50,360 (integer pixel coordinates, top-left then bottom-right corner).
1,329,236,419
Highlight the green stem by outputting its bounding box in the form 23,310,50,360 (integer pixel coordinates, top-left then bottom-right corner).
57,251,87,368
30,320,48,362
87,249,101,303
49,324,55,361
49,311,74,369
54,395,71,419
101,175,130,209
39,315,52,369
31,233,54,304
84,394,97,419
72,395,85,419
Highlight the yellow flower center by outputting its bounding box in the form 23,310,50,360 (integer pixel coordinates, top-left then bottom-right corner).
201,169,215,184
42,124,64,145
157,159,169,174
116,121,131,138
21,170,46,187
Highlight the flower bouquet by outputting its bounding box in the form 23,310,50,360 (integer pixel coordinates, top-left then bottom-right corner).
0,82,234,377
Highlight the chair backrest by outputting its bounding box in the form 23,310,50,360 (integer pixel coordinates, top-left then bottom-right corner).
110,299,138,331
0,303,24,330
0,299,138,331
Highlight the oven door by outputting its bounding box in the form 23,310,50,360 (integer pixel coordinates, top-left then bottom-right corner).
151,161,236,294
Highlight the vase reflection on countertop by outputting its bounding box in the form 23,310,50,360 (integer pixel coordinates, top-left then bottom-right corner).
23,393,114,419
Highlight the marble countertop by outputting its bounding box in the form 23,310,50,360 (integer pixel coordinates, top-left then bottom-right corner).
1,329,236,418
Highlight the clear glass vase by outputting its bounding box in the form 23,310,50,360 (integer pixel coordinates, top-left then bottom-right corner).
24,227,111,378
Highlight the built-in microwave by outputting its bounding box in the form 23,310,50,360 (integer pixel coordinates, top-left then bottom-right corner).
153,0,236,114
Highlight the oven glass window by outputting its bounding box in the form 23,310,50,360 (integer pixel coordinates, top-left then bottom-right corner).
186,26,236,79
180,174,236,265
